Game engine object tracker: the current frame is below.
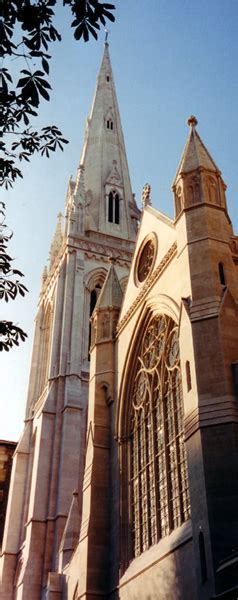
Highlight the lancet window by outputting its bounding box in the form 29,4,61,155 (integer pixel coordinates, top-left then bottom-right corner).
108,190,120,224
129,314,190,558
37,304,52,396
106,119,113,130
88,283,102,358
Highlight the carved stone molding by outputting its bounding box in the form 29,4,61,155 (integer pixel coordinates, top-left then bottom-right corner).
184,400,238,441
68,237,133,262
84,252,129,268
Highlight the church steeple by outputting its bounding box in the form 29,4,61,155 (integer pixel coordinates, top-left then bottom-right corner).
72,42,139,238
172,116,228,218
0,40,137,600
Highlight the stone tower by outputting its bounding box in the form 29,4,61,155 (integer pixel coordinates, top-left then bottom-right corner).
0,42,139,600
173,116,238,598
62,259,123,599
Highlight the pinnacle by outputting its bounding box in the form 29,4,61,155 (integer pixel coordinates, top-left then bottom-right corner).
95,262,122,311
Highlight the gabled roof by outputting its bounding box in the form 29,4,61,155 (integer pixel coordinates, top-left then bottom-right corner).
173,116,220,185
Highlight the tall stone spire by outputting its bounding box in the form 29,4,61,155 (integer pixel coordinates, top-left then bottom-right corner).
73,42,139,237
0,42,137,600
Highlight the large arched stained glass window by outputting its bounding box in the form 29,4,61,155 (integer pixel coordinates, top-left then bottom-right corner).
130,314,190,558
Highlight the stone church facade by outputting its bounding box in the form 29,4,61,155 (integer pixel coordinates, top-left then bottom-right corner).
1,43,238,600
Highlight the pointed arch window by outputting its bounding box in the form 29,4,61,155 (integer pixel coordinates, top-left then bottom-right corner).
218,262,226,285
129,314,190,558
37,304,52,396
88,283,102,358
106,119,113,130
186,360,192,392
108,190,120,224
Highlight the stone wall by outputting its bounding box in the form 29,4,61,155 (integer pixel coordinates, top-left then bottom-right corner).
0,441,17,546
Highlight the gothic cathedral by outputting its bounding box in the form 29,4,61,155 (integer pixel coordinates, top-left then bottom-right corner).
1,42,238,600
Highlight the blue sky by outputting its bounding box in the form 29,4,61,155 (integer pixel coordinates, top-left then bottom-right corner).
1,0,238,440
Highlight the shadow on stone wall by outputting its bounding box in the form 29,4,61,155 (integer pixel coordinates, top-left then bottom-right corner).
118,521,196,600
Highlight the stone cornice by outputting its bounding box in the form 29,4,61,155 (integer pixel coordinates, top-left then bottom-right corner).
230,235,238,260
39,237,132,304
117,242,177,334
184,400,238,440
67,237,133,261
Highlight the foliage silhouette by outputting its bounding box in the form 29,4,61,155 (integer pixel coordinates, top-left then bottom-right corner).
1,0,115,188
0,202,28,351
1,0,115,350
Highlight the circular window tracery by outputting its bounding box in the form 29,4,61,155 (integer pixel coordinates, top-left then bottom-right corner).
135,234,157,286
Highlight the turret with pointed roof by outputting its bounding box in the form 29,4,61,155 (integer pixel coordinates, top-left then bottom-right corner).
173,116,236,301
172,116,229,219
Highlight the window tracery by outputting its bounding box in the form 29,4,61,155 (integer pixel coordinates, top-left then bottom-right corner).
129,314,190,558
135,234,157,285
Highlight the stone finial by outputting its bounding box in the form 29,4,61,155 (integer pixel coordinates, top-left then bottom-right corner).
55,212,63,241
78,164,85,175
141,183,152,208
187,115,198,128
76,164,85,190
49,212,63,268
41,265,48,286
